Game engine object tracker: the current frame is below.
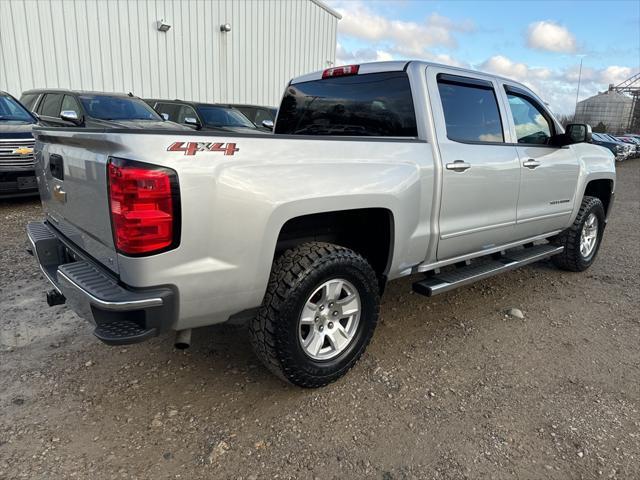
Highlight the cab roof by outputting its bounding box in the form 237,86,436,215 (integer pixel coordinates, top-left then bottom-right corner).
289,60,549,112
22,88,135,97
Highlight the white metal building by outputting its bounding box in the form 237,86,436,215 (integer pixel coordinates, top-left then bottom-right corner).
0,0,340,107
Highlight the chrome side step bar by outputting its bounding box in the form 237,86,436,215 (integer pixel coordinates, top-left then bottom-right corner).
412,244,564,297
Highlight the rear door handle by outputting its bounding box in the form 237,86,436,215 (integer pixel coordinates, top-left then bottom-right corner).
446,160,471,172
523,159,541,169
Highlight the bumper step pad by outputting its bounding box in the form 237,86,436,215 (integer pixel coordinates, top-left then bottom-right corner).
413,244,564,297
94,320,157,346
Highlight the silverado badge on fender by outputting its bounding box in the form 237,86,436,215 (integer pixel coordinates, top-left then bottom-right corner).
167,141,239,156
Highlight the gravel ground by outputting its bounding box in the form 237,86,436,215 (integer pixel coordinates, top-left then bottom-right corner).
1,160,638,480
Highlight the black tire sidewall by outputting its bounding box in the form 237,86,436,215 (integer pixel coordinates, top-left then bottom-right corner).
575,200,605,269
276,255,379,380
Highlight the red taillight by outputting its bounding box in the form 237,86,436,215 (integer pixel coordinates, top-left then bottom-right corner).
322,64,360,79
107,159,179,255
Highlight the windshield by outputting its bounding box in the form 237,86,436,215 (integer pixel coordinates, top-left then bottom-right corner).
197,106,255,128
79,95,161,121
0,95,35,124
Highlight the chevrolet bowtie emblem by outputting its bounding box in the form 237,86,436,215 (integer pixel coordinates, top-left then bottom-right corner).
12,147,33,156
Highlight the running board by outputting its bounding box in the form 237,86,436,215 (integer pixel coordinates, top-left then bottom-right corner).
412,244,564,297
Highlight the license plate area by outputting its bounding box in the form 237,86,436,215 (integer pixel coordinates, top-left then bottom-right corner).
17,176,37,189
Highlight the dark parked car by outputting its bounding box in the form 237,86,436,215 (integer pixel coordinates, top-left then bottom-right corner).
0,91,38,197
591,132,626,161
226,104,277,129
20,89,186,129
145,99,269,133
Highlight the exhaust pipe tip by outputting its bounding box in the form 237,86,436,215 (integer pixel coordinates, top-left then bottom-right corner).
46,289,66,307
174,329,192,349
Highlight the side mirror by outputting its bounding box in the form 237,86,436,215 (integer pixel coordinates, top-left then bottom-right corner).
160,113,169,121
261,119,274,130
565,123,592,144
183,117,201,129
60,110,82,125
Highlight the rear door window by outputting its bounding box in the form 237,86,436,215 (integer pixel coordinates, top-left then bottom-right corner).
437,75,504,143
276,71,418,136
39,93,64,117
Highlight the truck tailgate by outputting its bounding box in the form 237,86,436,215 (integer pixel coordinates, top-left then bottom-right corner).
34,130,119,274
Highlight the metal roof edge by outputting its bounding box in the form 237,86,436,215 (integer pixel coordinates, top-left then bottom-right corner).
310,0,342,19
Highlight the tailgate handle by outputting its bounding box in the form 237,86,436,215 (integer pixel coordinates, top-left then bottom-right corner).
53,184,67,203
50,154,64,180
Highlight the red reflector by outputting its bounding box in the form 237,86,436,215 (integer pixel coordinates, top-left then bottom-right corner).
322,64,360,79
107,159,179,255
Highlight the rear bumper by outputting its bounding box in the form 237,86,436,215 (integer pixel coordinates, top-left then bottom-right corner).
27,221,177,345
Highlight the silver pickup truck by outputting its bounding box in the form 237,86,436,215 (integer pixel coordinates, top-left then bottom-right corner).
27,61,616,387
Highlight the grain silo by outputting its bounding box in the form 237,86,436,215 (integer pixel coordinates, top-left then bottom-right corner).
574,89,633,134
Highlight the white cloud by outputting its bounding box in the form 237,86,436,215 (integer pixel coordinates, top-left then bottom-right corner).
335,43,395,65
335,43,467,69
335,2,474,56
598,66,634,86
327,2,636,115
480,55,637,114
480,55,552,81
527,21,577,53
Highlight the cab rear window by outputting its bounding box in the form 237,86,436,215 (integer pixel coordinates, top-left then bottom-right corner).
275,71,418,137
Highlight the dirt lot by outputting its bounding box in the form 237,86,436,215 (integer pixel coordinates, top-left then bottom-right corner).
1,161,638,480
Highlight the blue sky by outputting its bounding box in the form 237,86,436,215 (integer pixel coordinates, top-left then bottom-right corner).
327,0,640,114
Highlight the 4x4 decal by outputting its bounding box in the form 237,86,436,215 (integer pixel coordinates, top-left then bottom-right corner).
167,142,239,156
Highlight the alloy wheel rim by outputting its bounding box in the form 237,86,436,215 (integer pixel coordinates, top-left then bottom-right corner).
580,213,599,258
298,278,361,361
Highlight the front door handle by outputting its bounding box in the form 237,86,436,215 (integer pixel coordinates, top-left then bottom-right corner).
446,160,471,172
523,159,541,169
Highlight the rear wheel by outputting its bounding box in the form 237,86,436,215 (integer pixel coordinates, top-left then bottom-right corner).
249,242,380,388
552,196,605,272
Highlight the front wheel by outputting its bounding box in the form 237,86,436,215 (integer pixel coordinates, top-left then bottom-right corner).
552,196,605,272
249,242,380,388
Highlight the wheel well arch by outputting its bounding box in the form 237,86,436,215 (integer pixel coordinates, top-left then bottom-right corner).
584,179,614,218
275,208,394,286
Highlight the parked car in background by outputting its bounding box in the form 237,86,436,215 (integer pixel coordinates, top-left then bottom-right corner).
28,60,615,387
20,89,185,129
591,132,627,161
623,133,640,142
615,136,640,157
226,104,277,129
0,91,38,198
601,133,633,159
145,99,269,133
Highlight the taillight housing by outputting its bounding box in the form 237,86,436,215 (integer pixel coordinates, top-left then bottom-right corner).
322,64,360,79
107,158,180,256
